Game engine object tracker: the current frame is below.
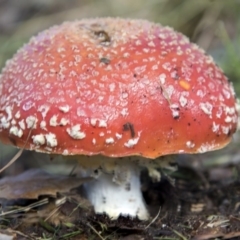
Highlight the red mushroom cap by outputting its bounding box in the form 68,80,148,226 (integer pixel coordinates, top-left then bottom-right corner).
0,18,238,158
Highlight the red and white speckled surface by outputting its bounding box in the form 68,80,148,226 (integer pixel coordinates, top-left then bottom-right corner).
0,18,238,158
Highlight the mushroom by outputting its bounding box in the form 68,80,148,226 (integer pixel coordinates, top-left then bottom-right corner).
0,18,238,220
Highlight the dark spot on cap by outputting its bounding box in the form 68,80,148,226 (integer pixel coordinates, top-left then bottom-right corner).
123,122,135,138
94,30,111,45
100,57,110,65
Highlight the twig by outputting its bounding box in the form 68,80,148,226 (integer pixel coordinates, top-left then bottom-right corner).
0,198,49,217
145,207,161,229
44,206,61,222
0,148,24,173
7,229,34,240
0,120,34,173
171,229,188,240
87,222,105,240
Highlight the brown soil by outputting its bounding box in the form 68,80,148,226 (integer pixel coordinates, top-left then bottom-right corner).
1,162,240,240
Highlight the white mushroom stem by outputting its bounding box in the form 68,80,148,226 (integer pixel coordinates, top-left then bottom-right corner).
82,160,149,220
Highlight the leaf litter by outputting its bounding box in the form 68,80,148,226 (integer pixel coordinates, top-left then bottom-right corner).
0,166,240,239
0,169,92,200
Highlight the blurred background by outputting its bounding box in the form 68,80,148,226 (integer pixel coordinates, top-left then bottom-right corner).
0,0,240,177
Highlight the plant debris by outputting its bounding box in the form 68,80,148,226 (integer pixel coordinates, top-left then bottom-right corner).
0,169,92,200
0,165,239,239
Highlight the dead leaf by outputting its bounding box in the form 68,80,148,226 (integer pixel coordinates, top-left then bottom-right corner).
194,231,240,240
223,231,240,239
0,169,92,199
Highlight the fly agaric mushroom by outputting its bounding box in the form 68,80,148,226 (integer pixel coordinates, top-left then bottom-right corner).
0,18,238,220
